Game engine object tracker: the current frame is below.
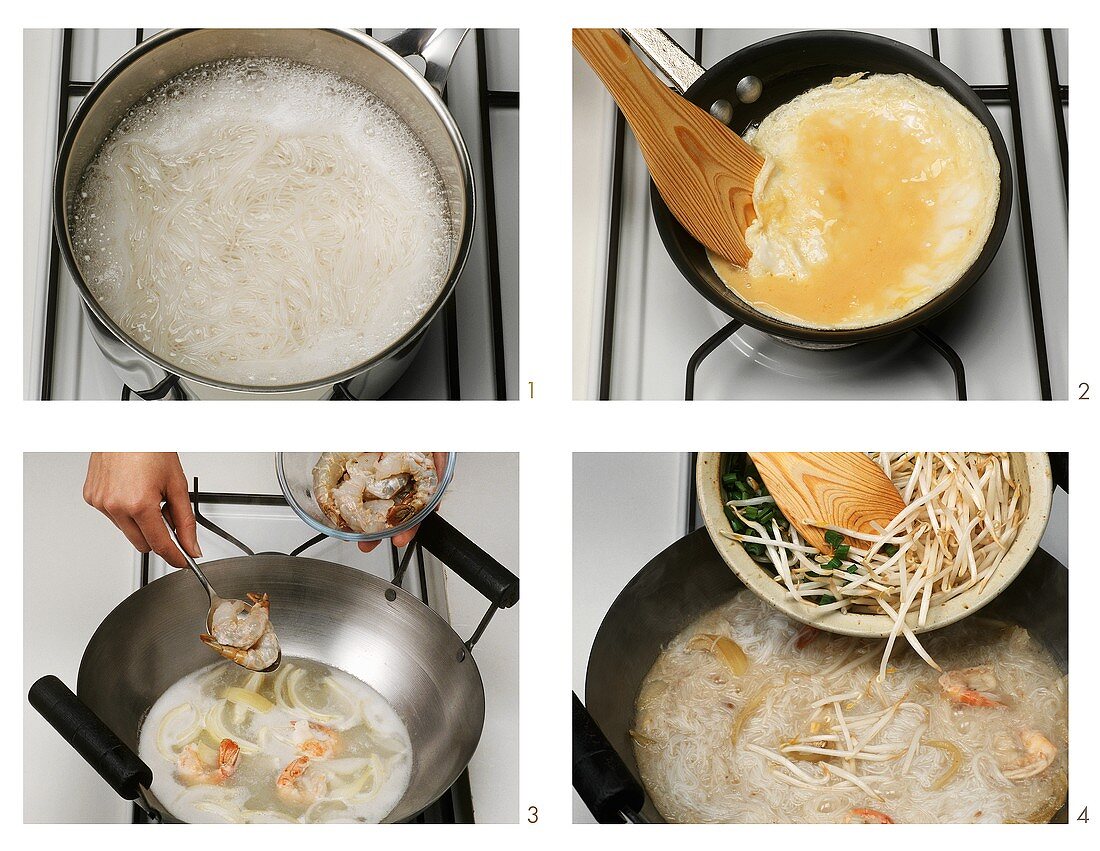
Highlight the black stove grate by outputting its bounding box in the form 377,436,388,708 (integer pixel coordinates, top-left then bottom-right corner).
596,28,1067,402
39,28,516,401
131,477,476,823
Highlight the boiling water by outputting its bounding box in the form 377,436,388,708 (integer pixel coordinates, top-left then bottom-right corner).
138,657,412,823
633,592,1067,823
71,58,453,386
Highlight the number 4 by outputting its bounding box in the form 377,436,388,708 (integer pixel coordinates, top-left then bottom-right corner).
1078,806,1088,823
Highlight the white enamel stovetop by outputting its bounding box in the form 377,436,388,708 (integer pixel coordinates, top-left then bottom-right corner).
24,28,518,400
24,453,519,822
573,29,1068,400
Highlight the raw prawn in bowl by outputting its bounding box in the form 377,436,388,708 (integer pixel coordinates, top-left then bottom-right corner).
277,452,455,542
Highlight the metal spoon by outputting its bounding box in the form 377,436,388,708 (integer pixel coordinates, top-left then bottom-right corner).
161,508,281,673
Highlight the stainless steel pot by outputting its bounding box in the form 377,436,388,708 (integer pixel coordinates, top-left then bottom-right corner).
30,514,519,822
574,525,1068,823
53,28,476,399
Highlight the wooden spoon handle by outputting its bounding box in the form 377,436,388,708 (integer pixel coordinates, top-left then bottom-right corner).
748,453,907,554
573,28,760,265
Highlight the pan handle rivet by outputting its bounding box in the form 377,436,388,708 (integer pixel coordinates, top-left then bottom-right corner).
456,649,466,662
710,99,734,124
385,588,397,602
735,76,763,104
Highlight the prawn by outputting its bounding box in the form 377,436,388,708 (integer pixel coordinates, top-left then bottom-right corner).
314,452,439,533
846,808,895,824
276,755,329,806
312,452,358,527
997,728,1057,781
374,452,439,525
201,594,280,671
210,593,270,649
201,626,279,671
333,476,393,534
938,665,1006,708
176,738,240,785
291,720,340,759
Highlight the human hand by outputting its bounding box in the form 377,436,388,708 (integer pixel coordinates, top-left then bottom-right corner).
83,452,201,568
358,452,449,553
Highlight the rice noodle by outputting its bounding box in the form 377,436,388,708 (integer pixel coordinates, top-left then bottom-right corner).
71,58,453,386
633,592,1067,823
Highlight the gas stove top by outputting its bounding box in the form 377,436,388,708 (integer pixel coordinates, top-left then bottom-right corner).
24,28,518,400
573,29,1068,400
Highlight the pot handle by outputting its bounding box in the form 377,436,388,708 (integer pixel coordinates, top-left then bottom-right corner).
620,28,705,95
417,512,519,610
28,675,152,801
573,693,647,823
383,29,470,95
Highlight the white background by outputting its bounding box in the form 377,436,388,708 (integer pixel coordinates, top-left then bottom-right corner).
23,452,519,824
9,0,1094,844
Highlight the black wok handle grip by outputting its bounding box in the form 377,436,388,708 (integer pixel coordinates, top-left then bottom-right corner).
28,675,152,801
417,513,519,608
573,692,645,824
1049,452,1068,493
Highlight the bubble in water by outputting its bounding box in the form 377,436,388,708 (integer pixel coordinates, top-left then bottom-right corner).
70,56,454,388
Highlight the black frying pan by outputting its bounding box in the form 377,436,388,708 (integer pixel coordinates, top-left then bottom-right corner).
574,528,1068,823
631,29,1013,346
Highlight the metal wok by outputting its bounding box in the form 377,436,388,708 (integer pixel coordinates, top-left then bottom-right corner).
620,29,1013,347
30,514,518,822
573,527,1067,823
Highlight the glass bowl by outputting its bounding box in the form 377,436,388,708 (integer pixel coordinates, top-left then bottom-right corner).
276,452,456,542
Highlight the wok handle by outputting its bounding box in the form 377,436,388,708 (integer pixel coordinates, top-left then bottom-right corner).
620,28,705,95
28,675,152,801
1049,452,1068,493
383,29,469,95
417,513,519,608
572,692,647,824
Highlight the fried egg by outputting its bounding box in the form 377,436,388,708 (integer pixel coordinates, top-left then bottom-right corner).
708,73,1000,330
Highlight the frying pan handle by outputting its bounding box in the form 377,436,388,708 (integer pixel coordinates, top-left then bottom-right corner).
383,29,470,94
417,512,519,608
621,28,705,95
1049,452,1068,493
28,675,153,801
572,693,647,823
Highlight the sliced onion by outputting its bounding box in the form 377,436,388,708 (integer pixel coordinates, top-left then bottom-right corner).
204,699,260,753
156,702,201,762
332,753,383,800
194,800,245,824
287,668,338,722
224,687,275,714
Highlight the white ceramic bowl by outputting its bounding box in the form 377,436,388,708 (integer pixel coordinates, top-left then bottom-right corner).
697,452,1053,637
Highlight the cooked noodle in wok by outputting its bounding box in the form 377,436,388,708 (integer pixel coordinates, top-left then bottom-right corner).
632,592,1067,823
138,657,412,823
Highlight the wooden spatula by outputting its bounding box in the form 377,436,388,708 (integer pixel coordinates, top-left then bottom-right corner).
573,28,763,266
747,453,907,554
